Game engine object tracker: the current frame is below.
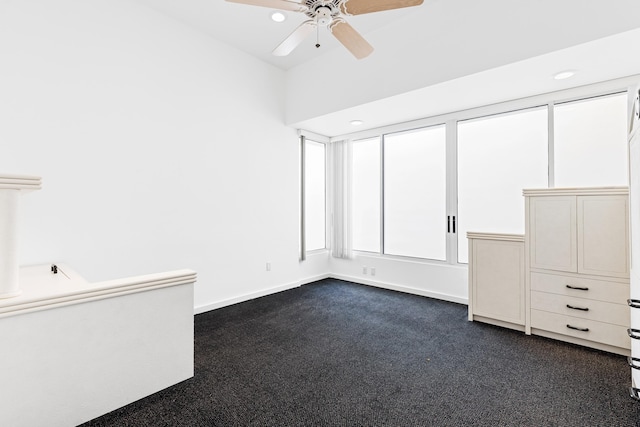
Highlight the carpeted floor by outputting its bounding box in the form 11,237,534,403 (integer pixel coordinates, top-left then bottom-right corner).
82,278,640,426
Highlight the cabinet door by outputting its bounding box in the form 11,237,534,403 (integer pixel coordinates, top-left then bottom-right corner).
578,195,629,278
529,196,577,272
470,238,525,325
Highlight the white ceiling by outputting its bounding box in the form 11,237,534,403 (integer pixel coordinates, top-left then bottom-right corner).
133,0,418,70
132,0,640,136
293,27,640,137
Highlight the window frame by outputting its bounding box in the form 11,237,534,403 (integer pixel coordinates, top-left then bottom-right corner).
300,133,329,259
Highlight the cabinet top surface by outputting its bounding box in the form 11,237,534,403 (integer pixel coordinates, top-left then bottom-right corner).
467,232,524,242
523,187,629,197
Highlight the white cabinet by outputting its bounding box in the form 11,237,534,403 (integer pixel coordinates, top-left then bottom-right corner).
468,188,630,354
467,233,525,331
528,192,629,278
525,187,630,355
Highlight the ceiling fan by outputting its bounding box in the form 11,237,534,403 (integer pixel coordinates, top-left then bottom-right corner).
226,0,424,59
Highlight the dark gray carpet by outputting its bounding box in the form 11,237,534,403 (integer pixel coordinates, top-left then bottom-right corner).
81,278,640,426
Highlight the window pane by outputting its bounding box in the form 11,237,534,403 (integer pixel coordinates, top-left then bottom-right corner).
305,140,325,251
554,93,627,187
352,137,381,252
384,125,446,260
457,108,548,263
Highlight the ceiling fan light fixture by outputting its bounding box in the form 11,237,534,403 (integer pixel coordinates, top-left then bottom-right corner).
553,70,576,80
270,11,287,22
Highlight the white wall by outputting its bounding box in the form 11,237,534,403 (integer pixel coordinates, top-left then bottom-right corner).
331,254,468,304
0,0,329,311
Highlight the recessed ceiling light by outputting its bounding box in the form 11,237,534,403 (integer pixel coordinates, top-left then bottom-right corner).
271,11,286,22
350,120,364,126
554,70,576,80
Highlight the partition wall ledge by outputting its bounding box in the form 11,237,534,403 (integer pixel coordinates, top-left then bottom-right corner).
0,264,197,319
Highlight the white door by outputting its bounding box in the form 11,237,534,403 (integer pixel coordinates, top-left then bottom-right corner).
577,195,629,278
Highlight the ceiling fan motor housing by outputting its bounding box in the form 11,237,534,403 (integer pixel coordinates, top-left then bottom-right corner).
305,1,341,26
315,6,332,26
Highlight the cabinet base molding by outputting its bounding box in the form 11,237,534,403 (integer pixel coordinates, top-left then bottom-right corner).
531,328,630,356
470,315,525,333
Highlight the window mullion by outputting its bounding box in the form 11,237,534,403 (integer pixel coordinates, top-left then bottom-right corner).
548,101,555,188
446,120,458,264
380,135,385,255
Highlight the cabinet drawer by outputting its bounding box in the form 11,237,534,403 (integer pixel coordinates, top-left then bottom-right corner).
530,291,629,326
531,309,630,349
530,272,628,304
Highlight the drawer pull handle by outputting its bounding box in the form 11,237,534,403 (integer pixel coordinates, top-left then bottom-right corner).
566,304,589,311
628,357,640,370
630,387,640,401
628,329,640,340
566,324,589,332
566,284,589,291
628,299,640,308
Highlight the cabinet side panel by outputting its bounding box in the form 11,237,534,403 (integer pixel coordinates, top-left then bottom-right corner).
472,239,524,324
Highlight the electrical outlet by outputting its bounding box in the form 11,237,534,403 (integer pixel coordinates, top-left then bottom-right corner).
362,266,367,274
370,267,376,276
266,262,271,272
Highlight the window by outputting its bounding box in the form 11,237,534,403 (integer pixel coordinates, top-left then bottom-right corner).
384,126,447,260
342,87,629,266
457,108,548,263
352,137,381,253
553,93,628,187
304,139,326,251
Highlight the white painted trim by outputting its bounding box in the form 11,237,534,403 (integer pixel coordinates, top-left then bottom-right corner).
0,174,42,191
194,272,471,315
470,315,526,333
329,273,468,305
0,266,197,319
300,273,332,285
523,186,629,196
193,274,331,314
298,129,330,143
467,232,525,242
531,328,630,356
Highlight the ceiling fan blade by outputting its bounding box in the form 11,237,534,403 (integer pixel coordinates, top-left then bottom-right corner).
329,20,373,59
340,0,423,15
226,0,307,12
272,20,315,56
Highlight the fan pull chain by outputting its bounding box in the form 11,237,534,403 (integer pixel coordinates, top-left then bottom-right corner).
315,25,320,48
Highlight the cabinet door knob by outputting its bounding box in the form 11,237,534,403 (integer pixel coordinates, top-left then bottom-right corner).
566,284,589,291
628,299,640,308
566,304,589,311
566,324,589,332
628,328,640,340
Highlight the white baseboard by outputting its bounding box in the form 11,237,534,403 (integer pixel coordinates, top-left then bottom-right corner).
194,273,466,315
329,274,469,305
194,273,331,314
299,273,331,286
